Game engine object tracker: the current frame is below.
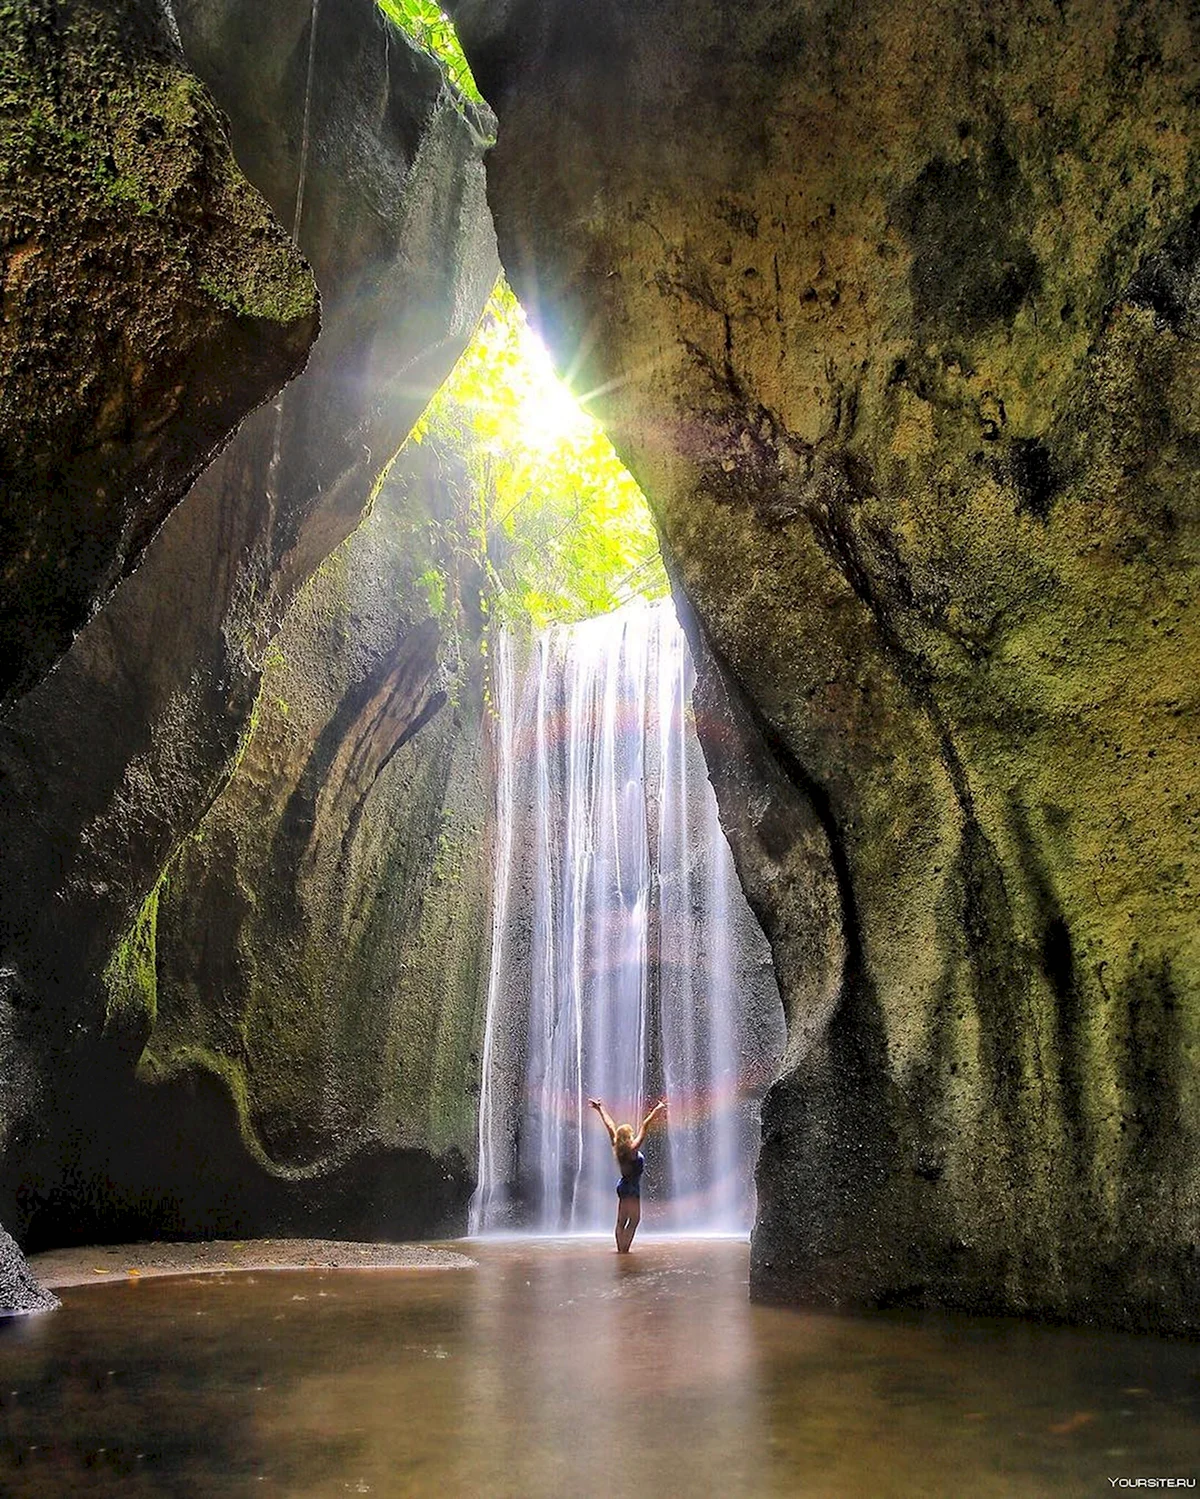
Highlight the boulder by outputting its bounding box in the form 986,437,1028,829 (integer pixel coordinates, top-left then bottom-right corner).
0,1221,57,1315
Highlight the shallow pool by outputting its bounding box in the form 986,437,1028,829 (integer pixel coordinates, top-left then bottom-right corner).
1,1237,1198,1496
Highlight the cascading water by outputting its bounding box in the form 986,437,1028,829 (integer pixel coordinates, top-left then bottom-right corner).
472,599,783,1235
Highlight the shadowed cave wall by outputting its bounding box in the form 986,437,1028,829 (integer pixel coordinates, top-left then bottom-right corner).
0,0,318,710
0,0,498,1247
139,435,496,1238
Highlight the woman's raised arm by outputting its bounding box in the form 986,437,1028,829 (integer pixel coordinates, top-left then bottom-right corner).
631,1099,667,1150
589,1097,618,1144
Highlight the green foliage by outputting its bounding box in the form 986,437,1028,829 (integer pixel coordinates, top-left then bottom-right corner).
417,564,449,617
411,281,669,628
376,0,483,105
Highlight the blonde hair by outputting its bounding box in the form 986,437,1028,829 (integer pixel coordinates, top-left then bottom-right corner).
613,1123,635,1165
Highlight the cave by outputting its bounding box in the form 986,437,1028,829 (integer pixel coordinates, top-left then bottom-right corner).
2,0,1200,1491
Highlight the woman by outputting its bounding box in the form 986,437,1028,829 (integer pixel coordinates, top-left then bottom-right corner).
588,1096,667,1252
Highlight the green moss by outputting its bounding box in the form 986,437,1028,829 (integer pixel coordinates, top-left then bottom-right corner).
196,256,316,325
102,879,162,1058
137,1042,286,1176
102,171,156,213
226,673,267,782
0,8,317,324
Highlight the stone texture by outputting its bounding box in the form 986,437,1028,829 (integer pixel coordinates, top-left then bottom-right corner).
0,0,318,710
131,439,494,1239
450,0,1200,1330
0,1220,57,1315
0,0,497,1244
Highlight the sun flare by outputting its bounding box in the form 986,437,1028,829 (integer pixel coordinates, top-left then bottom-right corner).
408,279,669,626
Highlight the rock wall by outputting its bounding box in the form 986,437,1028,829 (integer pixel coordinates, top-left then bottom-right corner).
0,0,317,709
135,438,493,1238
0,0,497,1245
450,0,1200,1330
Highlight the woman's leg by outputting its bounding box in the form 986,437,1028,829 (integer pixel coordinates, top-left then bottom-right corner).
619,1197,641,1251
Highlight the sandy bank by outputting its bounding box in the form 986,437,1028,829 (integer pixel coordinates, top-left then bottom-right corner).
27,1238,476,1289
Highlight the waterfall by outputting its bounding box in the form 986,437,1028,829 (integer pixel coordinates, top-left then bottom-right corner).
471,600,783,1235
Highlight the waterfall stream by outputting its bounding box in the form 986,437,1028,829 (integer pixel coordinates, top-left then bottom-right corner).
472,600,783,1235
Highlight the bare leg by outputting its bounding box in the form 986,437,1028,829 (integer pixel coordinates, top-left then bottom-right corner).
616,1197,641,1253
615,1198,632,1252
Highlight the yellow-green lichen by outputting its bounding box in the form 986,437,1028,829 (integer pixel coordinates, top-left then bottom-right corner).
137,1042,280,1174
102,879,162,1058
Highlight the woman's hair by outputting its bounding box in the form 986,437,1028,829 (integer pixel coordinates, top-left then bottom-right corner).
613,1123,635,1164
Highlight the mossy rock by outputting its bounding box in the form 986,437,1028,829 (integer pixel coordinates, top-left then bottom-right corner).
451,0,1200,1330
0,0,317,708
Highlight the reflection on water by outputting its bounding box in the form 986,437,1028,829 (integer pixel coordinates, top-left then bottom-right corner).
1,1239,1198,1497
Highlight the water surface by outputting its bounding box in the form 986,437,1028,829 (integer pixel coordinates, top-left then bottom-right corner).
2,1238,1198,1497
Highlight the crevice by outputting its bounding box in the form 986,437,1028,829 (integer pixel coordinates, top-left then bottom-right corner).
672,583,886,1110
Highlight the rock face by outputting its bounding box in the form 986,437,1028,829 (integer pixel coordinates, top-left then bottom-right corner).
451,0,1200,1330
0,0,318,710
134,439,493,1238
0,0,497,1243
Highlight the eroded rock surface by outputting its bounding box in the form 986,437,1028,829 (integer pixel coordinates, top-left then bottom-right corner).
130,440,493,1237
0,0,497,1243
0,0,317,709
451,0,1200,1329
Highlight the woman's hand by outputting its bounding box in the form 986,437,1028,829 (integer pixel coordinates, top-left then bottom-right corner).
588,1098,603,1111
